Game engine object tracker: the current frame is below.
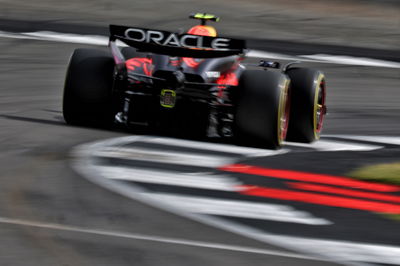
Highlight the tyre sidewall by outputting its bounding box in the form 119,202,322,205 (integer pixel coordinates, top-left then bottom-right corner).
63,48,115,127
286,68,325,142
235,70,289,148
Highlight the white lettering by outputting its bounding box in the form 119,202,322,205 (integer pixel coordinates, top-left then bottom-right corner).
206,71,221,78
197,36,204,49
211,38,230,50
124,28,146,42
147,30,164,45
163,33,181,47
180,35,199,48
123,28,233,51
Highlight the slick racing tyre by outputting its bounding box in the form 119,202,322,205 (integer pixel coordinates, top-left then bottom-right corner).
63,48,115,127
234,70,290,149
285,68,326,143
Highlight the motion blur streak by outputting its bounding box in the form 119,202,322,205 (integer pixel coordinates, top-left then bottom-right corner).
288,182,400,203
239,186,400,214
139,193,332,225
220,164,400,192
1,30,400,68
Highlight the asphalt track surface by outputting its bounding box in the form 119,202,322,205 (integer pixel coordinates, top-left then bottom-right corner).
1,7,400,266
1,0,399,50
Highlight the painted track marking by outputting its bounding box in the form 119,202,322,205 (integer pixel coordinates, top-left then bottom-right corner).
136,136,288,157
221,164,400,192
288,182,400,203
240,185,400,214
325,135,400,146
0,216,323,261
140,193,332,225
94,146,235,167
71,135,400,265
95,165,241,191
283,139,382,152
262,235,400,266
299,54,400,69
3,215,400,265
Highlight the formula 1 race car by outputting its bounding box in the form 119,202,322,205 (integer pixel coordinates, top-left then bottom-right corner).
63,13,326,148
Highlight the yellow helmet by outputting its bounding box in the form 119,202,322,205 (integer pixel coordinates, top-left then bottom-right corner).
188,13,219,37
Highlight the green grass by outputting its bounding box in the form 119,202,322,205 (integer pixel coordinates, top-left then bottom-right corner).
381,213,400,221
348,162,400,186
348,163,400,222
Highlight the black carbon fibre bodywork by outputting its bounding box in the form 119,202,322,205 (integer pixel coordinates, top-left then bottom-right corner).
110,41,244,137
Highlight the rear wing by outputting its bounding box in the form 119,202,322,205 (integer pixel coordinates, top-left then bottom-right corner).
109,25,246,58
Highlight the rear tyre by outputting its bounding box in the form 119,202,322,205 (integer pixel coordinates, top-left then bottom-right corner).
286,68,326,143
63,48,115,127
234,70,290,149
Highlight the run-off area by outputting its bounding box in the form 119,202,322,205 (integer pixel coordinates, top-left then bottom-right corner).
72,135,400,266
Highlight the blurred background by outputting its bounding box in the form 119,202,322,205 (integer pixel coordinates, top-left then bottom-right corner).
1,0,399,49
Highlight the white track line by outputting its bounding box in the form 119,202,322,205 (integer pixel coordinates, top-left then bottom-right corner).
137,136,289,157
0,30,399,68
0,30,109,45
246,50,299,61
247,49,400,69
300,54,400,69
284,139,382,151
93,146,234,167
267,235,400,266
77,135,287,158
91,135,288,168
325,135,400,146
95,165,241,191
0,216,323,262
25,31,108,46
141,193,332,225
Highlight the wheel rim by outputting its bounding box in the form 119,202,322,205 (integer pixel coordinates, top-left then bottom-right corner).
278,79,291,145
314,75,326,139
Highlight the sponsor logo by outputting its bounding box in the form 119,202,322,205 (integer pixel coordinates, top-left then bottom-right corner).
205,71,221,78
160,89,176,108
124,28,230,50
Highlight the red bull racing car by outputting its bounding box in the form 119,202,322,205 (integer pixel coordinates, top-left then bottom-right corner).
63,13,327,148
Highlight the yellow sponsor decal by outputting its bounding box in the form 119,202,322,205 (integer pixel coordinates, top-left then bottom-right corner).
160,89,176,108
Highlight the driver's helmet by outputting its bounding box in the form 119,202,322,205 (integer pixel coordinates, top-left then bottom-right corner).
187,25,217,37
183,25,217,68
